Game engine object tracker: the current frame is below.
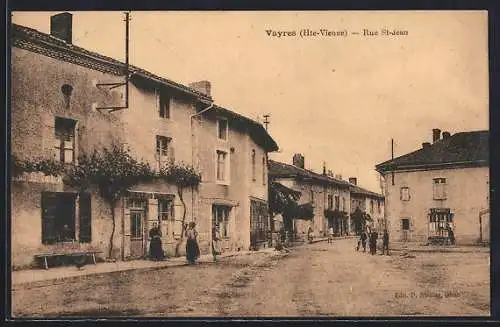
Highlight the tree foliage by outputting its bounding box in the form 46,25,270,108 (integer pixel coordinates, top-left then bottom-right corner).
157,161,201,257
269,181,301,217
351,208,373,235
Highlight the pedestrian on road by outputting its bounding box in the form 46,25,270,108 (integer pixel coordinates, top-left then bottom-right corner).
447,224,456,245
149,221,164,261
358,231,367,252
212,223,222,262
369,231,378,255
328,226,334,244
382,229,390,255
186,221,200,265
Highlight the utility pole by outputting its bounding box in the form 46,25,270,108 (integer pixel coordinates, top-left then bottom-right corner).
263,114,270,130
391,138,395,186
96,11,131,112
124,11,130,108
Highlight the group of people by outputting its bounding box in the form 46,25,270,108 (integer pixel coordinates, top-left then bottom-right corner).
148,220,222,264
356,229,390,255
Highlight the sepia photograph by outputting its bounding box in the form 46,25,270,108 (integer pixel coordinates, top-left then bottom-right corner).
9,10,490,318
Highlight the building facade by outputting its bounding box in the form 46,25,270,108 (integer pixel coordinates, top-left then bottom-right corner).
268,154,351,240
375,129,489,245
10,13,277,269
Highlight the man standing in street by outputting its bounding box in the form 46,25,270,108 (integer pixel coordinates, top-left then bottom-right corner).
369,231,378,255
382,229,390,255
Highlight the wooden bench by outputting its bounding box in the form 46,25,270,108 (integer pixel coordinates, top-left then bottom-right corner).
34,250,102,270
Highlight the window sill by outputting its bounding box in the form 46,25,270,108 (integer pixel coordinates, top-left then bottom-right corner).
216,180,230,186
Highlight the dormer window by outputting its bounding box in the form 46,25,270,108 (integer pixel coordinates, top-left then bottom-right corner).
217,118,228,140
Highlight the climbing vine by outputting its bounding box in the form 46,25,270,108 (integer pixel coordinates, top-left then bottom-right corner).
11,154,65,178
64,144,156,260
157,162,202,257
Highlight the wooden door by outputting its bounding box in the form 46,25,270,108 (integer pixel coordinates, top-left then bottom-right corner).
130,210,145,258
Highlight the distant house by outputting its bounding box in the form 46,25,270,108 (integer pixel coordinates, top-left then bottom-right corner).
10,13,278,269
348,177,385,235
375,129,489,244
268,154,351,239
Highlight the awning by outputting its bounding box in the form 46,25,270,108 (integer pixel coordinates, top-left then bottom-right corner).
204,197,239,207
285,202,314,220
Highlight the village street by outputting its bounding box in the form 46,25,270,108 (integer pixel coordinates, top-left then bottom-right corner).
12,238,489,318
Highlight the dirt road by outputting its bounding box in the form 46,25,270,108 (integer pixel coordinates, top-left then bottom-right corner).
12,238,489,317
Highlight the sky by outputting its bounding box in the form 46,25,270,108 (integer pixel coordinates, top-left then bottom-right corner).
12,11,489,192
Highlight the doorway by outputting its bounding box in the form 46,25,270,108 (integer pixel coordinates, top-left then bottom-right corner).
401,218,410,242
130,210,145,258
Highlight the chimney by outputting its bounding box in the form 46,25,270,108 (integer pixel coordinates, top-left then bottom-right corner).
327,170,333,177
432,128,441,143
322,162,327,175
349,177,357,185
442,131,451,140
335,174,342,180
189,81,211,98
50,12,73,44
422,142,431,149
292,153,304,169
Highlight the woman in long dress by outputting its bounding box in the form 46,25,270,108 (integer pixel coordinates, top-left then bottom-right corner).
185,222,200,264
149,222,164,261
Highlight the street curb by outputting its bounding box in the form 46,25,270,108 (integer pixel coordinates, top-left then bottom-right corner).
12,249,278,290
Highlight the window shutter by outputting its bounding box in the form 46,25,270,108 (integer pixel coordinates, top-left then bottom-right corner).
41,192,58,244
79,193,92,243
409,219,414,231
169,146,175,163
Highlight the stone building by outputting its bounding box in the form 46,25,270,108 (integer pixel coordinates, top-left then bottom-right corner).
10,13,277,269
268,155,351,240
375,129,489,244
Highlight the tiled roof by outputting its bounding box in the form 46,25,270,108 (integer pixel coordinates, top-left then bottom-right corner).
12,23,212,100
375,130,489,173
349,184,384,200
268,160,350,188
12,23,279,152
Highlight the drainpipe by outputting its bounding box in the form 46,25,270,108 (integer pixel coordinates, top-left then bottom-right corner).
189,102,214,221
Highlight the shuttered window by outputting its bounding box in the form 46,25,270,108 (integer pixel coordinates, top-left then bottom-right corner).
41,192,58,244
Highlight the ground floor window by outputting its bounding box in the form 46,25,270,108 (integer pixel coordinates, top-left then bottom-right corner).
250,199,269,246
41,192,91,244
428,208,453,238
401,218,411,241
213,205,231,237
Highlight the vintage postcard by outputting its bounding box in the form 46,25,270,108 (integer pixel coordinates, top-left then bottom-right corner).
9,10,489,318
